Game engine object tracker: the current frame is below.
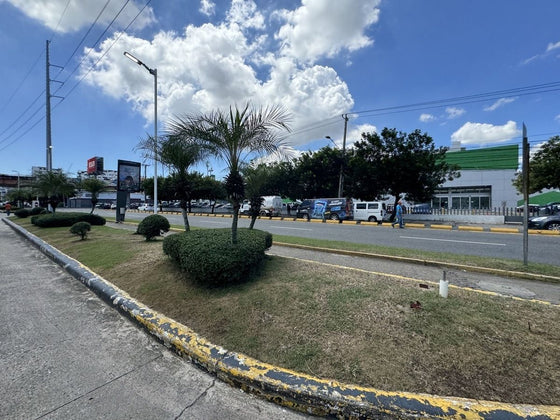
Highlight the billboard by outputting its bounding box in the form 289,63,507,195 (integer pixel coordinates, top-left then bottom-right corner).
117,160,141,192
87,156,104,174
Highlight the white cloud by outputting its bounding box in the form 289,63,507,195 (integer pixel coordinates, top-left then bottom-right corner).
484,97,516,111
546,41,560,52
555,114,560,122
445,107,465,119
451,121,520,145
199,0,216,17
522,39,560,65
419,113,436,122
4,0,155,33
274,0,381,63
79,1,379,148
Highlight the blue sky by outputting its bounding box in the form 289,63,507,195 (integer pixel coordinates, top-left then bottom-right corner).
1,0,559,180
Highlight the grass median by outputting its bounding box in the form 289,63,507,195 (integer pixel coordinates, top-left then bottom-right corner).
13,218,560,406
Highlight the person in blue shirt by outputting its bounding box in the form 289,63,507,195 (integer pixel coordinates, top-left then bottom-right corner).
392,200,404,228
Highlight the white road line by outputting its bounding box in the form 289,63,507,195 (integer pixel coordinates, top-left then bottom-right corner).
400,235,506,246
270,225,313,231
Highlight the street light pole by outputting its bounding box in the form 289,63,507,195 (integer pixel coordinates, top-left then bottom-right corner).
338,114,348,198
124,51,158,214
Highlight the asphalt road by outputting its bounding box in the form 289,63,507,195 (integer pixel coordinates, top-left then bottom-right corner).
0,215,311,420
96,209,560,267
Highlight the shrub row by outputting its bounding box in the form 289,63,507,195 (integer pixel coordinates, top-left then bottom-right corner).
31,212,106,228
14,207,48,218
163,228,272,287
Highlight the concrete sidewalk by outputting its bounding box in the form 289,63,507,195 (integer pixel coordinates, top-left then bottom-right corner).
0,215,309,420
2,216,559,419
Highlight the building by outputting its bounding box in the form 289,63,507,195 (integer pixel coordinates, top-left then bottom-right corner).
434,144,520,210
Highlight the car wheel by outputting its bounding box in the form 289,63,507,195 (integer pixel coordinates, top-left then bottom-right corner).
330,213,339,221
368,216,377,222
546,222,560,231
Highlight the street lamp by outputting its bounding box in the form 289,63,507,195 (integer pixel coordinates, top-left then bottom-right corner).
124,51,158,214
325,134,345,198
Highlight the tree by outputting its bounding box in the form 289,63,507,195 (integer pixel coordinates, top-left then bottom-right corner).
157,135,206,231
34,171,76,213
350,128,459,213
294,147,341,199
168,104,291,244
513,136,560,193
243,164,270,229
80,178,107,214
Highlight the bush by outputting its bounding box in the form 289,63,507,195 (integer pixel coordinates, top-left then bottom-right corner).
30,206,47,215
137,214,170,241
163,228,273,287
70,221,91,240
32,212,106,228
14,209,30,218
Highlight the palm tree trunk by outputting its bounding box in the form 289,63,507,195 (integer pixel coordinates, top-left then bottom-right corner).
249,215,257,229
231,201,240,244
181,208,190,232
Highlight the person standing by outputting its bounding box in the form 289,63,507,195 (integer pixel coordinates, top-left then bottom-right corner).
5,202,12,216
391,200,404,228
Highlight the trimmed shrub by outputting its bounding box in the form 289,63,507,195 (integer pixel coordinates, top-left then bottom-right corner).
137,214,170,241
70,221,91,240
30,206,47,215
14,209,30,218
32,212,106,228
163,228,273,287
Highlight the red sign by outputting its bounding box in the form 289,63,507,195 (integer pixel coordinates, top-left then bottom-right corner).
87,157,97,174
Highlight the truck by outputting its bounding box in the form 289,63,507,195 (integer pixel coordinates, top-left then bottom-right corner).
296,198,353,221
240,195,283,216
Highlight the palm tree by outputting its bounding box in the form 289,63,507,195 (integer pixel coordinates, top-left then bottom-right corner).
168,104,291,244
80,178,107,214
158,134,206,231
34,171,76,213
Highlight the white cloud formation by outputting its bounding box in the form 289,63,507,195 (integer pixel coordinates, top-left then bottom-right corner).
445,107,465,119
546,41,560,52
274,0,381,63
555,114,560,122
4,0,155,33
78,1,380,148
522,39,560,65
419,113,436,122
199,0,216,17
451,121,520,145
484,97,516,111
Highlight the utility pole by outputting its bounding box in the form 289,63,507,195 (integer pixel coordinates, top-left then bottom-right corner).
45,41,63,173
522,123,529,266
338,114,349,197
46,40,52,172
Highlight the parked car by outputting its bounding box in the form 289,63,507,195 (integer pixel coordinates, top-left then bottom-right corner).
516,204,541,213
240,196,283,216
138,204,154,211
128,202,139,210
296,198,353,221
528,214,560,231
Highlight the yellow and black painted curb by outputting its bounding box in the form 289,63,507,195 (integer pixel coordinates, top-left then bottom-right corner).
131,210,559,235
4,218,560,419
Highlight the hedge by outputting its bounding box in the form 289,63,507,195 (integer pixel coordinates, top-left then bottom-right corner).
31,212,106,228
163,228,272,287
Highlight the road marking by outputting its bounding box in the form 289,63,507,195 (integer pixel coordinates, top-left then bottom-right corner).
400,235,506,246
270,226,313,231
199,221,229,225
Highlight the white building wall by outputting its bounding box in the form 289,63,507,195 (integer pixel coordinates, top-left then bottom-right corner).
440,169,521,208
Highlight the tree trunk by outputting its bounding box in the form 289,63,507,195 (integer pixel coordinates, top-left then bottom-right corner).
231,201,240,244
249,215,257,229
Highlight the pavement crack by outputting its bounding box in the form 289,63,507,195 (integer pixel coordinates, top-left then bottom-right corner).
34,354,164,419
174,378,216,420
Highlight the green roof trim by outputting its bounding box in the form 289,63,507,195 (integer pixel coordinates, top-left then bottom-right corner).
445,144,519,170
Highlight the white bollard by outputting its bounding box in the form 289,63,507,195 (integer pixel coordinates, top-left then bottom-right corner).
439,270,449,298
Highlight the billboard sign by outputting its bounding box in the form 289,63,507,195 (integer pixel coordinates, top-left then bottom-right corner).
87,156,104,174
117,160,141,192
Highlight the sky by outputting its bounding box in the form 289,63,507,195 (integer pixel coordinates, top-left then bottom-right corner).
1,0,559,180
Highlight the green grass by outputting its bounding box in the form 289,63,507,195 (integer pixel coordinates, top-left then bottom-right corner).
10,217,560,405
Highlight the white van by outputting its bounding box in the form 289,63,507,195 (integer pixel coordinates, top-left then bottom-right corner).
353,201,386,223
240,195,283,216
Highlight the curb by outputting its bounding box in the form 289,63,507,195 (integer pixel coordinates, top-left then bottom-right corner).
4,218,560,419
